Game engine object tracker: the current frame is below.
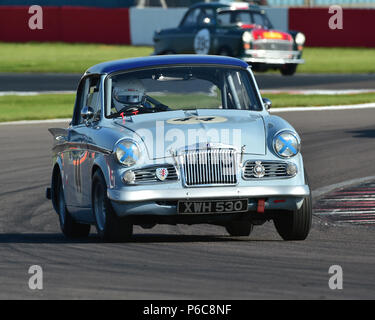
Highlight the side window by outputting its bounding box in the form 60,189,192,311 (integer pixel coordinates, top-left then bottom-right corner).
252,13,264,26
74,76,101,125
236,12,252,24
217,12,231,26
197,9,215,26
181,8,200,27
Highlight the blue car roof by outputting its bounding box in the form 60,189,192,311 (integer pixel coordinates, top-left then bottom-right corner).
85,55,249,75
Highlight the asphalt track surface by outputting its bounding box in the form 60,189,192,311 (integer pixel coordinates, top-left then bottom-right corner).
2,72,375,91
0,108,374,299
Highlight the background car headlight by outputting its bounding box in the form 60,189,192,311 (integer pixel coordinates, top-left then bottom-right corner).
273,131,300,158
295,32,306,46
115,140,140,166
242,31,253,43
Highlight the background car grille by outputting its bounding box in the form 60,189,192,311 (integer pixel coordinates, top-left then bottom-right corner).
133,164,178,183
253,40,293,51
243,161,290,179
181,149,237,186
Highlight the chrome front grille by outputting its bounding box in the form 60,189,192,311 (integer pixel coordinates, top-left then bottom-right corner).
181,149,237,186
243,161,290,179
253,40,293,51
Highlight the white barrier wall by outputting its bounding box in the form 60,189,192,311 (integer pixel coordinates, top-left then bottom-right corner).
129,7,288,46
130,7,188,46
263,8,288,31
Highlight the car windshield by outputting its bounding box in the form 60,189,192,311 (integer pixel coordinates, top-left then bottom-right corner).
217,10,273,29
106,65,262,118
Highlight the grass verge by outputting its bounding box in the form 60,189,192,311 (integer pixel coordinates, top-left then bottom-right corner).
0,94,75,122
1,92,375,122
0,42,152,73
0,42,374,74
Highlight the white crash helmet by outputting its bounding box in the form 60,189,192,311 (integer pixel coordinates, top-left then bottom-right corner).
112,78,146,110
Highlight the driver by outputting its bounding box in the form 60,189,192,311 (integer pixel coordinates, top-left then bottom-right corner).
112,78,146,112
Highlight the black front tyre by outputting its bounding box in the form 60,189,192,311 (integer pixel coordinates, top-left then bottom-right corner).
92,171,133,242
280,64,298,76
273,194,312,241
225,221,253,237
57,175,90,239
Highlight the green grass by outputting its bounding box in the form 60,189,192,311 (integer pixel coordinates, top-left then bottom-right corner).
1,92,375,122
264,92,375,108
0,42,153,73
298,47,375,74
0,42,374,74
0,94,75,122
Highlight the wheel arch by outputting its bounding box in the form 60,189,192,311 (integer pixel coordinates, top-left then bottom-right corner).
91,156,112,197
51,161,62,214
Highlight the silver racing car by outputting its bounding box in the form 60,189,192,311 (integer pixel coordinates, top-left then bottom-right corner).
46,55,311,242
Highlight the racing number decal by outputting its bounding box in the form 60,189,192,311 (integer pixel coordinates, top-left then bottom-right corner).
194,28,210,55
167,116,227,125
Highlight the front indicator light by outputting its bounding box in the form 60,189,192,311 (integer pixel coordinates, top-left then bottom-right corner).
286,163,298,176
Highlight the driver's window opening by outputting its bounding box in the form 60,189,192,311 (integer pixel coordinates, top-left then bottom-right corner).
77,76,100,125
106,66,262,118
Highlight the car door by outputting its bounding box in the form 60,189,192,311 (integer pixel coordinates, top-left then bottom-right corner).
66,75,101,213
194,8,217,55
174,8,201,53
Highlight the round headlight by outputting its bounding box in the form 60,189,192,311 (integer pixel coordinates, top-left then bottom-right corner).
273,131,300,158
295,32,306,46
242,31,253,43
115,140,140,167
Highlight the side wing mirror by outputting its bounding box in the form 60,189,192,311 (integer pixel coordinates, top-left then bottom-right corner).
262,98,272,110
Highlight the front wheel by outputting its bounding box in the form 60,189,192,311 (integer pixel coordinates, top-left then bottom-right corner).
280,64,298,76
57,174,90,239
273,194,312,241
92,171,133,242
225,221,253,237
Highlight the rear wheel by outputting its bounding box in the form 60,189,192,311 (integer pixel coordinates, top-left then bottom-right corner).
273,194,312,241
225,221,253,237
280,64,298,76
57,174,90,239
92,171,133,242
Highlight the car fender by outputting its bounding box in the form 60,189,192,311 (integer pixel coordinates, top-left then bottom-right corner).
50,155,64,215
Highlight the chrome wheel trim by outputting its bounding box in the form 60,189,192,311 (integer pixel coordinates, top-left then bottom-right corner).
94,183,106,232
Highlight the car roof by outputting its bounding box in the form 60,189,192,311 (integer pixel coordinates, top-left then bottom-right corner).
189,1,229,10
85,55,249,75
190,1,261,11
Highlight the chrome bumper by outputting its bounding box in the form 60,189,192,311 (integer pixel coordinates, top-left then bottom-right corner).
107,185,310,202
242,49,304,65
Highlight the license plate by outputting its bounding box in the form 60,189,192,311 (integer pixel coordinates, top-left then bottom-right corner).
178,199,248,214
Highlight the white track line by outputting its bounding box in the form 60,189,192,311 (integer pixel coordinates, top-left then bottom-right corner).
261,89,375,95
271,102,375,113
